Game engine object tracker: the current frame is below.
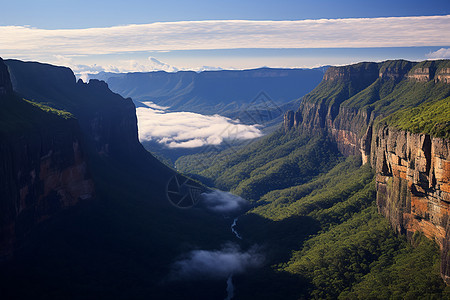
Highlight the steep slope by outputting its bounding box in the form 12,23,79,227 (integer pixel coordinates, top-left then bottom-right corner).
284,59,450,283
0,58,93,258
6,59,168,172
284,60,450,158
89,68,325,119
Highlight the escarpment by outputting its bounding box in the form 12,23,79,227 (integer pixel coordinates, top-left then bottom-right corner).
0,59,94,258
5,59,172,178
1,59,175,259
371,126,450,282
284,59,450,159
284,59,450,282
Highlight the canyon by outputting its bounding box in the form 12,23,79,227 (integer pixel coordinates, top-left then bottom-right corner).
1,57,449,298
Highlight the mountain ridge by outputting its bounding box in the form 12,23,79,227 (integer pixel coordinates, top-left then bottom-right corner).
88,67,326,119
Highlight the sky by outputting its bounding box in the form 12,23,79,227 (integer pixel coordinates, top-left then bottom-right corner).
1,0,450,75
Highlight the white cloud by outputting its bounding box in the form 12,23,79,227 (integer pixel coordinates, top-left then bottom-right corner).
201,190,248,213
170,243,264,280
1,16,449,58
74,58,222,80
426,48,450,59
57,56,181,81
148,57,179,72
135,106,262,148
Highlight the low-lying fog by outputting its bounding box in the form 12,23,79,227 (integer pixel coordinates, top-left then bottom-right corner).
136,101,262,148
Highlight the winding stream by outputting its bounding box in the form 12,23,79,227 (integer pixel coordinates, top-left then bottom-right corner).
231,217,242,239
225,217,242,300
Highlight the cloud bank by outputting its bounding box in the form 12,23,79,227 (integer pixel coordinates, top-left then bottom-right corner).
1,15,449,59
136,104,262,148
426,48,450,59
74,57,225,82
201,190,248,213
170,244,264,280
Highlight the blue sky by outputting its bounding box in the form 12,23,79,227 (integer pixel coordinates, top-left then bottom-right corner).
1,0,449,76
2,0,450,29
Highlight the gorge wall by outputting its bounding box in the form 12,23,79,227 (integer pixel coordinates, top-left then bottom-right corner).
0,59,94,258
284,59,450,282
1,58,178,259
372,126,450,283
5,59,172,179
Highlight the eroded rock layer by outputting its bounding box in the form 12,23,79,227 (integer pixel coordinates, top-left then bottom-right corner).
284,59,450,282
372,127,450,283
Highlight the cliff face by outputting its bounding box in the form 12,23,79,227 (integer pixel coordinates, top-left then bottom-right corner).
0,59,94,258
436,67,450,84
284,60,450,160
1,59,177,259
0,121,94,258
284,59,450,282
5,60,171,181
372,127,450,282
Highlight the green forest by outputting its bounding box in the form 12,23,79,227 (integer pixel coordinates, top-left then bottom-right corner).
177,127,450,298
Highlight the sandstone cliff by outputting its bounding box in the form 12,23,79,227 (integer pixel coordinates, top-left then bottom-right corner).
284,59,450,282
372,126,450,283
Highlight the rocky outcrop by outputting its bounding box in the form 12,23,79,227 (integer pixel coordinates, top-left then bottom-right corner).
371,126,450,283
284,103,373,159
407,67,433,82
284,60,450,160
6,60,151,166
436,68,450,84
323,63,379,82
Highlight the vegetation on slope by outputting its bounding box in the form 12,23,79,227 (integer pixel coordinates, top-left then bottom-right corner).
179,127,449,298
240,156,449,299
282,207,447,299
0,95,75,136
344,78,450,118
23,98,73,119
382,96,450,139
176,130,342,201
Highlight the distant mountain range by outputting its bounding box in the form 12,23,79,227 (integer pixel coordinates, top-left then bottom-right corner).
88,67,327,122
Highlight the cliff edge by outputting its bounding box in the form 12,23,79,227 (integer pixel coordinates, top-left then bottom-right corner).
0,58,94,257
284,59,450,282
